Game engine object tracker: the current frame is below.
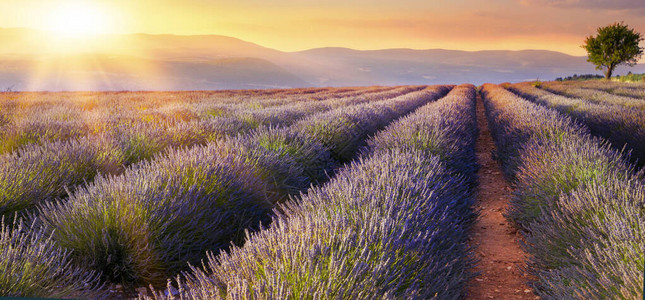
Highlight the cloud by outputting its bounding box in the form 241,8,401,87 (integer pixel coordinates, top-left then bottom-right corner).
518,0,645,10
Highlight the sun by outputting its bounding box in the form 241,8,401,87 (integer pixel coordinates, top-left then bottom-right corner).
46,2,112,37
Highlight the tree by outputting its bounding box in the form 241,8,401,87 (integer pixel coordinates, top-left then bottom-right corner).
582,22,644,79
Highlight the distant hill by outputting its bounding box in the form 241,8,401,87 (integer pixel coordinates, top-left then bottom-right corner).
291,47,645,86
0,28,643,91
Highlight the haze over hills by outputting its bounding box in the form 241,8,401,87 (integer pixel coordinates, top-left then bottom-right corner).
0,28,643,91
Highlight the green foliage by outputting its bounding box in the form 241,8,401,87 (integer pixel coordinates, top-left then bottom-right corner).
555,74,604,81
582,22,644,79
615,72,645,82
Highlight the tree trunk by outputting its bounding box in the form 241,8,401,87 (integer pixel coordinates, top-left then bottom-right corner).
605,66,614,79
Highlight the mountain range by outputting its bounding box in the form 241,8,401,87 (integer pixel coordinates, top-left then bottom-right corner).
0,28,643,91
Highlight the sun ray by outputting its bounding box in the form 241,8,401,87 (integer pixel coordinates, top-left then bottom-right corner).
21,2,171,91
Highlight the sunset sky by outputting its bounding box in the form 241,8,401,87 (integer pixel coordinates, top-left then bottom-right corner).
1,0,644,55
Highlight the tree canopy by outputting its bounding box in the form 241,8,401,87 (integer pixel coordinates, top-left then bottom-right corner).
582,22,644,79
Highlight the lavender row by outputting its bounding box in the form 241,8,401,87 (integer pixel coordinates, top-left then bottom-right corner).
140,85,477,299
0,87,374,121
0,87,417,220
25,86,450,294
0,90,296,152
0,86,409,164
109,86,418,163
541,81,645,109
0,86,399,154
0,86,397,154
546,80,645,100
508,82,645,167
1,87,383,157
482,84,644,299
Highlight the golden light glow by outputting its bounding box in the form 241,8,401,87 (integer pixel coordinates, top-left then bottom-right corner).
25,2,168,91
0,0,638,57
46,2,112,37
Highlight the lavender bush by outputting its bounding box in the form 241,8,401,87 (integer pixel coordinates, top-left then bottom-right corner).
0,106,90,153
0,217,105,298
0,135,123,221
37,139,280,286
366,85,478,180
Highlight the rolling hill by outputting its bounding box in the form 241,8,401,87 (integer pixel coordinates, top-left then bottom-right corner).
0,28,643,91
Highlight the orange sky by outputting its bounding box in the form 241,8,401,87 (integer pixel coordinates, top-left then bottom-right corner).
1,0,644,56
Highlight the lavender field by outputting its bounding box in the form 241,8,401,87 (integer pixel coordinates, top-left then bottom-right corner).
0,81,643,299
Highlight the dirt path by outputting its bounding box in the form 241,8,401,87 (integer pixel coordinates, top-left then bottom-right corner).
467,92,537,299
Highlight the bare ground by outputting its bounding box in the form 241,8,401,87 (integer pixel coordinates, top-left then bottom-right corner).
466,92,538,299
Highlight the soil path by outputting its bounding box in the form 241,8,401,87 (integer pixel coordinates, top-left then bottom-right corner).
467,92,537,299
